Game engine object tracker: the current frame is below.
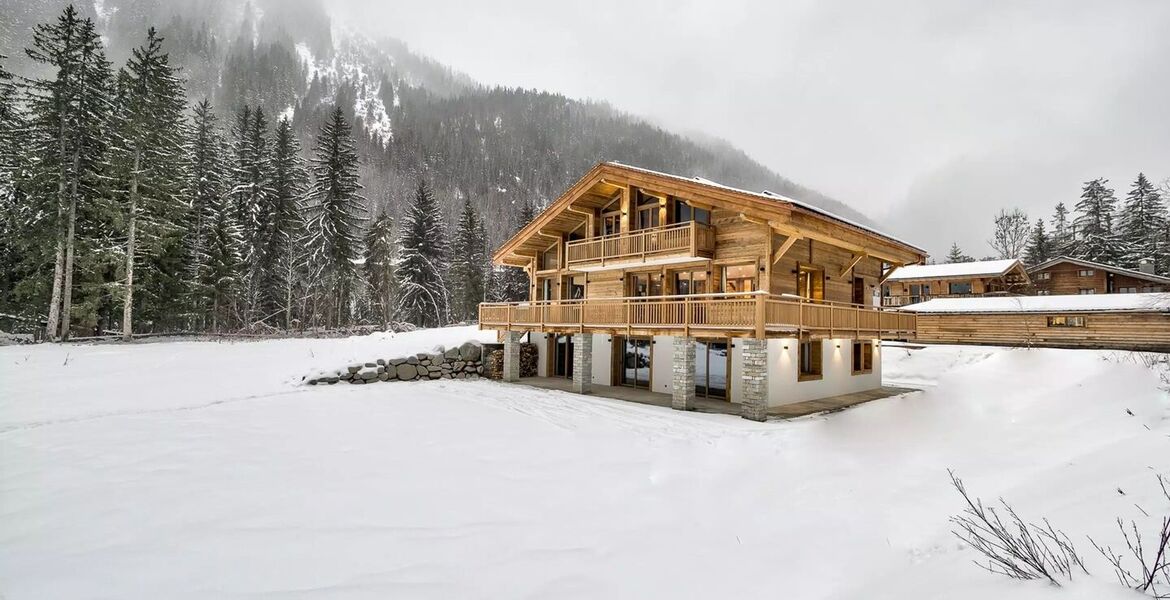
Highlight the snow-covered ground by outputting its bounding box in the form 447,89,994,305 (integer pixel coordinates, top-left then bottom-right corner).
1,329,1168,599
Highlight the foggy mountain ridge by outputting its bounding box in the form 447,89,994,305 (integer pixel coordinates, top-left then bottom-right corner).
1,0,879,245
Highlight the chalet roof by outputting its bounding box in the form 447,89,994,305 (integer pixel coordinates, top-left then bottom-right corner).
1028,256,1170,285
885,259,1024,282
492,161,928,267
610,162,927,253
901,293,1170,314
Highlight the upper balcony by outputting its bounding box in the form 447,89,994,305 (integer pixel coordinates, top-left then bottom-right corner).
564,221,715,271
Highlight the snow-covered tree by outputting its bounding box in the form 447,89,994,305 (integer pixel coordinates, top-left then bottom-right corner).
1050,202,1071,255
1068,178,1125,264
184,99,228,327
112,27,189,340
449,198,487,322
255,117,306,327
22,7,115,340
203,186,245,332
363,209,396,326
492,198,535,301
987,208,1029,259
1117,173,1166,269
1022,219,1052,266
395,179,450,327
303,106,366,328
945,242,976,264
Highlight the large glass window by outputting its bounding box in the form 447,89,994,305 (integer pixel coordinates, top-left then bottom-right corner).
674,201,711,225
565,275,586,300
635,192,660,230
620,337,652,389
695,339,729,399
629,272,663,297
948,281,973,295
674,270,709,295
539,244,559,271
797,266,824,300
725,264,757,294
851,341,873,374
602,211,621,236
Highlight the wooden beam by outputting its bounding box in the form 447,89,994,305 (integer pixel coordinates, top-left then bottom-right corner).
771,234,801,265
620,185,631,232
536,230,560,241
878,262,904,286
839,253,867,278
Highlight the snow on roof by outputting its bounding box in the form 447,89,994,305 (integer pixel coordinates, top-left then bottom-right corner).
606,162,926,253
902,293,1170,314
1029,256,1170,285
885,259,1022,282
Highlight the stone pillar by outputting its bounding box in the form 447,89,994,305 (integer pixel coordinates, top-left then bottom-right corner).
571,332,592,394
672,336,696,410
740,338,769,421
503,331,523,382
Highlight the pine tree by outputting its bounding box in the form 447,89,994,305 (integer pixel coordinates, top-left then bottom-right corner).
1050,202,1071,255
204,187,245,331
303,106,366,328
945,242,975,264
1117,173,1166,269
364,209,396,326
112,28,189,340
184,99,229,328
449,198,487,321
22,7,115,340
395,179,450,327
1068,178,1125,264
255,117,307,327
1022,219,1052,266
494,198,534,301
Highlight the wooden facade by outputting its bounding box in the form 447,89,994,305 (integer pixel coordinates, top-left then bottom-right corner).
480,162,927,340
913,310,1170,352
1028,257,1170,296
882,260,1030,307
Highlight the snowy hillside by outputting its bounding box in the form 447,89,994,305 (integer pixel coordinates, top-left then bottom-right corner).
1,331,1168,599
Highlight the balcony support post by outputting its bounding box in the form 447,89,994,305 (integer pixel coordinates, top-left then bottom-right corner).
571,332,592,394
754,293,766,339
503,331,523,382
672,336,696,411
740,338,769,422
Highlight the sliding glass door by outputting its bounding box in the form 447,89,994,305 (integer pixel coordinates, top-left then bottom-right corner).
552,334,574,379
695,339,729,399
619,337,652,389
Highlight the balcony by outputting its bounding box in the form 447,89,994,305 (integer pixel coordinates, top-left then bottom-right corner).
564,221,715,271
479,293,917,340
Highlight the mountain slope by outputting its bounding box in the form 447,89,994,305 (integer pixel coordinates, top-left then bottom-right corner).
1,0,875,245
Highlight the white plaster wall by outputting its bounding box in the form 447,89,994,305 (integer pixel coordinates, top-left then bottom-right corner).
532,333,548,378
765,338,883,406
591,335,612,386
651,335,674,394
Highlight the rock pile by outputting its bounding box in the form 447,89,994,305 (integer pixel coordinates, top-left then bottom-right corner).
305,341,486,386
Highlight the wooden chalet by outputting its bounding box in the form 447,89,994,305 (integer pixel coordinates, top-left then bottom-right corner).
881,259,1030,307
478,162,926,421
1028,256,1170,295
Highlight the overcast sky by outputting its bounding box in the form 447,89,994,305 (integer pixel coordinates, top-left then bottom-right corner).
334,0,1170,258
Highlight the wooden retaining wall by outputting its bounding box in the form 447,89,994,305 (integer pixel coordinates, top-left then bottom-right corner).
914,310,1170,352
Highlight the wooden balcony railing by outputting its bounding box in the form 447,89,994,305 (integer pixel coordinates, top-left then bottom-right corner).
479,292,917,340
564,221,714,269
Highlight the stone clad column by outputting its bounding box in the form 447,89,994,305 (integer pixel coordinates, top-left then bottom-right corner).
740,338,769,421
571,333,593,393
672,336,696,410
503,331,523,382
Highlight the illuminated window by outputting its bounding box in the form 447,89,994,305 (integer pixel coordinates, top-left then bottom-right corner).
851,341,873,374
724,264,757,294
799,341,823,380
1046,315,1085,327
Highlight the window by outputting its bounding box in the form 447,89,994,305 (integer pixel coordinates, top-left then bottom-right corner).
674,270,709,295
1143,286,1164,293
1078,269,1095,277
601,210,621,236
797,265,824,300
725,264,757,294
628,272,663,297
1078,288,1095,295
948,282,973,295
539,244,559,271
635,191,661,230
799,341,823,380
1047,315,1085,327
1118,286,1138,294
673,201,711,225
1035,272,1051,281
1037,290,1050,295
565,275,586,300
538,277,555,301
851,341,874,374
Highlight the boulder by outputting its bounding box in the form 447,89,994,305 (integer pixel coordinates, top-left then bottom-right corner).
463,365,477,373
429,353,444,364
376,358,386,366
406,356,419,365
453,361,466,371
347,365,361,374
416,352,430,360
444,347,461,359
428,371,441,379
389,358,406,366
459,342,482,361
364,362,377,368
415,365,429,377
427,365,442,373
396,364,418,380
378,373,389,381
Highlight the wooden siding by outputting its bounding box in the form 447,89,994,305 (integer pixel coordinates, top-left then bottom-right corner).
915,311,1170,352
1031,261,1169,295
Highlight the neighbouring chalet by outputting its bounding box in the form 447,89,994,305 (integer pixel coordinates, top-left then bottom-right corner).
1028,256,1170,295
881,259,1030,307
478,162,926,421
